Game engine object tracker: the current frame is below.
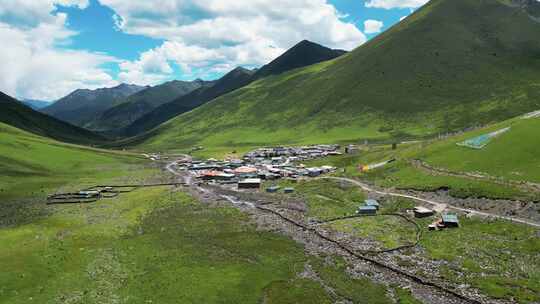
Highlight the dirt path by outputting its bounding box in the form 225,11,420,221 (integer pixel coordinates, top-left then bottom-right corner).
320,176,540,228
166,157,539,227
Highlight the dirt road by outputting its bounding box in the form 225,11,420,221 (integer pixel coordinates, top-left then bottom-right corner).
320,176,540,228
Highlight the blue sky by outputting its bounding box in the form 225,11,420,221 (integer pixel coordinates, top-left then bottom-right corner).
0,0,427,100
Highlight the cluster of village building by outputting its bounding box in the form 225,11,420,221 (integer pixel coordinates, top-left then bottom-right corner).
179,145,341,190
169,143,460,230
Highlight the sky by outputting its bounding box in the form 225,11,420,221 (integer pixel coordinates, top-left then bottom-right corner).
0,0,428,101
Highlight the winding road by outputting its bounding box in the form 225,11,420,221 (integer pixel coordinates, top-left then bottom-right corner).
165,158,540,228
320,176,540,228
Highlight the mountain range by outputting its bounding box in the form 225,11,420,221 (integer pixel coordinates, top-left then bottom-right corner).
121,67,256,137
41,83,147,127
36,40,346,137
4,0,540,154
0,91,103,144
86,79,213,132
127,0,540,152
121,40,346,136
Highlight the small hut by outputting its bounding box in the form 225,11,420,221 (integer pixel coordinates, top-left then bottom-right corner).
441,213,459,228
357,205,377,215
413,206,435,218
238,178,262,189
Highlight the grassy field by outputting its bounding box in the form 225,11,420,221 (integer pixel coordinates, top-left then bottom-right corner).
327,198,419,250
415,116,540,184
0,124,409,304
306,155,534,202
328,215,417,249
0,123,146,202
368,161,535,200
303,116,540,201
0,184,408,304
420,217,540,303
266,179,366,220
128,0,540,154
280,179,540,303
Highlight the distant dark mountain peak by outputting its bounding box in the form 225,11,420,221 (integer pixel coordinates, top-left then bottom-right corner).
115,83,134,88
253,39,347,79
42,83,147,127
85,78,212,131
296,39,328,48
110,83,148,94
220,66,255,82
229,66,256,75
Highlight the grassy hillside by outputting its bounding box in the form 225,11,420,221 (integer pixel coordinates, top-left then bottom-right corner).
129,0,540,154
123,67,254,137
0,92,104,145
305,113,540,202
0,184,409,304
0,123,142,201
414,115,540,183
123,40,346,138
269,179,539,303
88,80,211,132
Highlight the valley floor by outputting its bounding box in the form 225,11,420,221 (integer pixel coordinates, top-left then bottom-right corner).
0,155,416,304
168,159,539,304
2,129,539,303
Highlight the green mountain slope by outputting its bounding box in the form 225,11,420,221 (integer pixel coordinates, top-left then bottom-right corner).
415,114,540,183
123,40,347,137
0,122,139,200
311,111,540,204
0,91,104,144
122,67,254,137
42,83,147,127
130,0,540,153
87,79,211,132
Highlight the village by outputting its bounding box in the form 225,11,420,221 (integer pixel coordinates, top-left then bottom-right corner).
164,144,461,232
178,144,342,190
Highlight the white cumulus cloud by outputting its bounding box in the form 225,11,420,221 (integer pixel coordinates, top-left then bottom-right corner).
0,0,89,26
101,0,367,84
364,19,384,34
0,0,117,101
365,0,429,9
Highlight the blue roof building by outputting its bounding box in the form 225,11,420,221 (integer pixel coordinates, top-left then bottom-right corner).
442,213,459,227
365,199,380,210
